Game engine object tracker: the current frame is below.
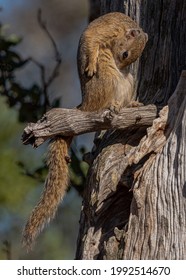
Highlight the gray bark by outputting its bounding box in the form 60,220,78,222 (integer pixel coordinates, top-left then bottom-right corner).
124,72,186,259
75,0,186,259
22,105,157,147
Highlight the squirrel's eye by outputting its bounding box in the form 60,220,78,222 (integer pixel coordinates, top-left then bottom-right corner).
122,51,128,59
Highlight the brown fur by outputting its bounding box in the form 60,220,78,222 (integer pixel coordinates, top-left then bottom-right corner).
22,136,72,250
22,12,148,250
78,12,148,111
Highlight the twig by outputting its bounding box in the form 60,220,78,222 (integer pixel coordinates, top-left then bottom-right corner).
37,9,62,89
27,9,62,111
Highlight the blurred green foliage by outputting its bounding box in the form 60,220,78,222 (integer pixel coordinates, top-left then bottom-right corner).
0,26,36,122
0,18,88,259
0,95,37,260
0,22,54,122
0,96,36,208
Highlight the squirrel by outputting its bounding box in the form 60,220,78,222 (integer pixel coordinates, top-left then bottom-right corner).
22,12,148,250
78,12,148,111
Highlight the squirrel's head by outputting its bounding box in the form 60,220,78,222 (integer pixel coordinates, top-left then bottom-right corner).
113,28,148,69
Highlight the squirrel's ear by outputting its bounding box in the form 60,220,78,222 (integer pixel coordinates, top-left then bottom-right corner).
126,28,141,40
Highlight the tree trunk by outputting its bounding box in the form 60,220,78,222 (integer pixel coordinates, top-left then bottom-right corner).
75,0,186,259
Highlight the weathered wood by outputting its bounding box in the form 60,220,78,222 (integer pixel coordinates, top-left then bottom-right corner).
76,71,186,259
137,0,186,105
76,0,186,260
124,71,186,259
22,105,158,147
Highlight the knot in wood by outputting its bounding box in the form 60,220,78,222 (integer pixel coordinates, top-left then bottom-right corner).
102,108,116,123
135,114,142,124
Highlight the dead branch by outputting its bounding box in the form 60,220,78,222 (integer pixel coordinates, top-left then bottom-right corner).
37,9,62,89
22,104,158,147
28,9,62,110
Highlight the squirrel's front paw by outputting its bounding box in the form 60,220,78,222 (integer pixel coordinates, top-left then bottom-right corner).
127,100,144,107
85,63,97,77
109,102,121,114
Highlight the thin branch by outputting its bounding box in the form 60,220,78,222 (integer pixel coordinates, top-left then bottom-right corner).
37,9,62,89
30,58,46,87
26,9,62,110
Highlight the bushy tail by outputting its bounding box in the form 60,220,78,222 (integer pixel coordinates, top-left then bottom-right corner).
22,136,72,250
